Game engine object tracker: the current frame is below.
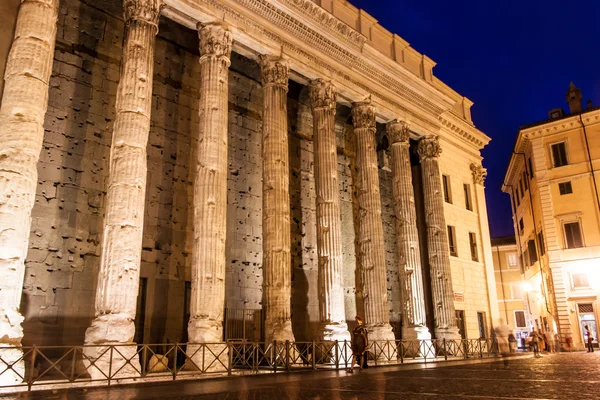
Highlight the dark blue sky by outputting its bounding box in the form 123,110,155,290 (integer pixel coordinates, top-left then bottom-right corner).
349,0,600,238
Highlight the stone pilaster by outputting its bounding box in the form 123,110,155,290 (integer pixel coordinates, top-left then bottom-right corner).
308,79,350,341
387,120,430,342
260,56,294,343
83,0,162,379
0,0,59,385
351,99,394,342
470,163,500,327
417,136,460,340
187,22,232,355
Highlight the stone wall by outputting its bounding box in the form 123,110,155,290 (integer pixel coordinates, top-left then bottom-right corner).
20,0,403,345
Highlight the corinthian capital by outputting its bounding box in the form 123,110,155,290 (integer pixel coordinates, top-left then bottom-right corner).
387,119,410,144
470,163,487,185
124,0,163,27
309,79,336,110
259,55,289,89
198,22,233,59
417,135,442,160
351,97,376,130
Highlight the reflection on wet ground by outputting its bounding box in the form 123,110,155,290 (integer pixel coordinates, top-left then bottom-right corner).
2,352,599,399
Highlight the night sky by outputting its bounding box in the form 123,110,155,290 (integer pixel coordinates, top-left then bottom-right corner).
349,0,600,238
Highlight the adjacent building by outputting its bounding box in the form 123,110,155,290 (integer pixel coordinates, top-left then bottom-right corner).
491,236,529,344
0,0,499,382
502,83,600,350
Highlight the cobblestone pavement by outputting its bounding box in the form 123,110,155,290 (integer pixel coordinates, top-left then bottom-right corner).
1,352,599,399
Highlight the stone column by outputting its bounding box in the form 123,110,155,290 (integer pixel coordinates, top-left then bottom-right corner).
470,164,500,327
308,79,350,341
417,136,460,340
387,120,430,342
83,0,162,379
260,56,294,344
187,23,232,369
351,99,394,342
0,0,59,385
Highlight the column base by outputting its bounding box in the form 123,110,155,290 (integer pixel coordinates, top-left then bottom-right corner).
434,327,461,341
0,312,25,386
366,323,396,342
401,326,434,358
264,320,295,344
186,317,227,372
366,323,396,361
317,321,351,342
83,314,140,380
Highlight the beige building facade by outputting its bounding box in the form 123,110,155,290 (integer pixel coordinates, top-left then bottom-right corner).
0,0,498,383
491,236,529,344
503,83,600,351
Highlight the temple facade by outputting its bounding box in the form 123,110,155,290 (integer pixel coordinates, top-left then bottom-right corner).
0,0,498,367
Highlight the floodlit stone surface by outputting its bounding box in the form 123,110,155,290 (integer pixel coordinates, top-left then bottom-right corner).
351,99,394,342
187,22,232,371
387,120,431,342
309,79,350,341
0,0,59,385
260,56,295,344
417,136,460,340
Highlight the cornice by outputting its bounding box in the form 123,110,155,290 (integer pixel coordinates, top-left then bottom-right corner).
280,0,367,50
439,111,490,150
522,109,600,140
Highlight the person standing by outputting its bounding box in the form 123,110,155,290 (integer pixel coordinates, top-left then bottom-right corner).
348,315,368,373
528,328,540,357
508,333,517,353
544,331,555,353
585,326,594,353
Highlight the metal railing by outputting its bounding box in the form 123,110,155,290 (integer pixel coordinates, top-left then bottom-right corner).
0,338,498,391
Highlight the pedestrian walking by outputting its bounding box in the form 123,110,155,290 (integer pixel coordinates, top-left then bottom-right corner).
544,331,555,353
508,333,517,353
528,328,541,357
348,315,368,373
585,326,594,353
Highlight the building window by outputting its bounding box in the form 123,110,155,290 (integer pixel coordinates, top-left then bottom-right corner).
507,253,518,269
551,142,568,168
464,183,473,211
528,239,538,264
528,157,534,178
519,218,524,232
511,283,525,300
523,249,529,268
519,179,525,198
572,273,590,288
538,231,545,256
559,181,573,195
523,172,528,190
514,311,527,328
468,232,478,261
477,312,487,339
564,221,583,249
515,188,521,206
442,175,452,203
511,194,517,214
448,225,458,257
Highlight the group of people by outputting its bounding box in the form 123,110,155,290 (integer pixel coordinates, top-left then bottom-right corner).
525,328,555,357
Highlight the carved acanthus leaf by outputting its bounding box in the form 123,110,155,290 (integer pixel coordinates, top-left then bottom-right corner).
124,0,163,27
387,119,410,144
259,56,289,88
417,135,442,160
470,163,487,185
309,79,336,110
351,97,376,130
199,22,233,59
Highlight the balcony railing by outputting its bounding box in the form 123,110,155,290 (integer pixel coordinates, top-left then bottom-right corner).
0,338,498,392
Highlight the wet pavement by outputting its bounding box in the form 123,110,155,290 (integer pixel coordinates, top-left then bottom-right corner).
1,352,599,399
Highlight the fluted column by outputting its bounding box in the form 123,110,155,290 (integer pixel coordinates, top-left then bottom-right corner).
387,120,430,341
0,0,59,385
308,79,349,341
260,56,294,343
83,0,162,378
417,136,459,339
351,99,394,341
187,23,232,348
